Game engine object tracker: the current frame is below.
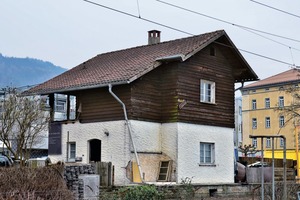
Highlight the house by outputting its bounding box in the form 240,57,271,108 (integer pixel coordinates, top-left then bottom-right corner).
241,68,300,161
25,30,258,185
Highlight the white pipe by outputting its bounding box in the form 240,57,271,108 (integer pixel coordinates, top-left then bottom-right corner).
108,84,144,183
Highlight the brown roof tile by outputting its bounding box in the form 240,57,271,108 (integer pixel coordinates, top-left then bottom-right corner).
25,30,257,95
244,68,300,89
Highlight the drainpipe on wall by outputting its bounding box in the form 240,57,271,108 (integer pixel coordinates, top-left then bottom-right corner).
108,84,144,183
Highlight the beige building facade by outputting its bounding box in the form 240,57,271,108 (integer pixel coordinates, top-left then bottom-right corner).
241,69,300,160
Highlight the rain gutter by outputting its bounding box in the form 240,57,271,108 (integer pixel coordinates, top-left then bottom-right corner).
108,84,144,183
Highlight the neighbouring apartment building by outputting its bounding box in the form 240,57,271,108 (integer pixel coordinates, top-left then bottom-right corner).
234,97,243,157
241,68,300,160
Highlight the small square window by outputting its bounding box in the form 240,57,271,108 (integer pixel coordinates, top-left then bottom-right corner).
200,142,215,164
200,80,215,104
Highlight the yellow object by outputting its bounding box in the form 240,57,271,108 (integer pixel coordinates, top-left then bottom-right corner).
132,161,142,183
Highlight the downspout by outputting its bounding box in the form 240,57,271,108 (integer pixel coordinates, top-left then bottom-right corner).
108,84,144,183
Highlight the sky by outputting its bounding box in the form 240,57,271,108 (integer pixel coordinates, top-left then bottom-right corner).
1,0,300,88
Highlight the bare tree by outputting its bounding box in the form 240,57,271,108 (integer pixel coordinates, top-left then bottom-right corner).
238,144,259,157
0,88,50,166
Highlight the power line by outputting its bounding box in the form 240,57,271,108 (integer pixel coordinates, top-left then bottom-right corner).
82,0,193,36
156,0,300,43
250,0,300,19
82,0,299,68
214,41,297,67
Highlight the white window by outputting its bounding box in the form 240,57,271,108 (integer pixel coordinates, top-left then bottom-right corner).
252,138,257,148
279,116,285,128
265,98,270,108
265,117,270,128
266,138,271,148
280,138,284,147
252,118,257,129
252,99,257,110
200,80,215,103
200,142,215,164
69,142,76,161
279,96,284,107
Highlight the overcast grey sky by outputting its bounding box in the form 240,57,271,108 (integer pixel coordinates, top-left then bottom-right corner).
1,0,300,83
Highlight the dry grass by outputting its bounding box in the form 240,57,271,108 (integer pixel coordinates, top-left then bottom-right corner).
0,165,74,200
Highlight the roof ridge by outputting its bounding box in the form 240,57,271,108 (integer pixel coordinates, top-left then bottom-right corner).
93,30,225,59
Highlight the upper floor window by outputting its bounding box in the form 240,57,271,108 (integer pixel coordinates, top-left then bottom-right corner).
279,116,285,128
279,96,284,107
252,118,257,129
265,98,270,108
200,80,215,104
239,106,242,115
252,99,257,110
265,117,271,128
200,142,215,164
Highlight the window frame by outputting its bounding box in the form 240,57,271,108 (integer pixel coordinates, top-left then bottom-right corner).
200,80,215,104
69,142,76,161
252,118,257,129
265,117,271,128
280,138,284,147
252,99,257,110
279,96,284,108
252,138,257,148
266,137,271,148
265,98,270,108
279,116,285,128
200,142,215,165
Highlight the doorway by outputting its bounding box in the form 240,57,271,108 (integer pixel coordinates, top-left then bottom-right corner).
89,139,101,162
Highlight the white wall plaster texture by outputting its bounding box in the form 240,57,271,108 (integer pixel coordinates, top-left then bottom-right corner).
49,120,132,185
49,120,234,185
177,123,234,184
130,120,161,152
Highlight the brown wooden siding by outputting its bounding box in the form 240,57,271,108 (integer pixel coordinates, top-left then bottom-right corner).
177,44,235,128
75,86,131,123
130,62,179,122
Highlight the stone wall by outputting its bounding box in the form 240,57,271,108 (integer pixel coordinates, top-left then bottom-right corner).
64,164,96,199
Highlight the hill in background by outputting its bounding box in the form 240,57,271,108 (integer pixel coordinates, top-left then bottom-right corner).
0,53,67,88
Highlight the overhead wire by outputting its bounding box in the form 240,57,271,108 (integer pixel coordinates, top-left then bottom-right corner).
249,0,300,19
82,0,299,68
82,0,193,36
156,0,300,43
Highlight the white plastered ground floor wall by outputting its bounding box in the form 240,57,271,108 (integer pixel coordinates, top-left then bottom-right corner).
49,120,234,185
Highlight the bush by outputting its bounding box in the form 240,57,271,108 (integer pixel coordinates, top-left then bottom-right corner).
120,185,164,200
0,165,73,200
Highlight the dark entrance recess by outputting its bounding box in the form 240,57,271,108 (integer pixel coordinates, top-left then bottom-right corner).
89,139,101,162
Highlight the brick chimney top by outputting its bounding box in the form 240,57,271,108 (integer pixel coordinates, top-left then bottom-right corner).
148,30,161,45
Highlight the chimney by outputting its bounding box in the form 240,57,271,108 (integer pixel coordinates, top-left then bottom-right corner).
148,30,161,45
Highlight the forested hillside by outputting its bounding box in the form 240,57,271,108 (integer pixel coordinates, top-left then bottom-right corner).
0,53,66,88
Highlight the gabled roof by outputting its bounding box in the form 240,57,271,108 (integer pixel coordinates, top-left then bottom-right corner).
25,30,258,95
243,68,300,89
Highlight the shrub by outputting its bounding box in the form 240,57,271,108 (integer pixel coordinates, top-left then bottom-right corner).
120,185,164,200
0,165,73,200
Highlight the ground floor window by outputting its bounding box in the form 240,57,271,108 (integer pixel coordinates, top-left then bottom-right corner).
200,142,215,164
69,142,76,161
